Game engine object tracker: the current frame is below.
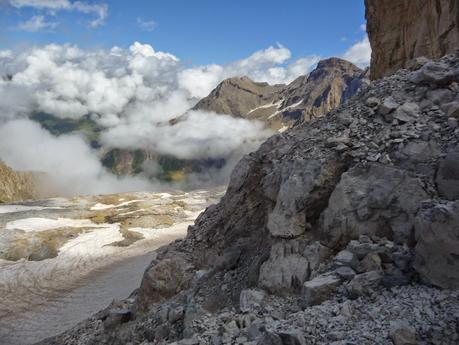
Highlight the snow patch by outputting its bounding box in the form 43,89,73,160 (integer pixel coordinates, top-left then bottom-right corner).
0,205,62,214
280,99,304,111
5,217,104,232
247,100,283,115
90,200,141,211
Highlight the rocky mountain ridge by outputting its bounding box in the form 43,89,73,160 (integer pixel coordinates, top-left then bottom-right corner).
194,57,368,130
0,161,41,203
40,51,459,345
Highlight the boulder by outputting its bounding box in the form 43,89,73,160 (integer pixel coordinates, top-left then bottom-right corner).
378,97,399,116
436,149,459,200
258,241,309,294
279,332,306,345
410,61,459,86
335,266,356,280
448,117,458,129
257,332,283,345
442,101,459,118
426,88,454,104
360,252,382,272
346,239,373,259
239,289,267,313
267,158,345,239
302,241,332,273
389,321,417,345
414,201,459,289
266,159,321,238
136,253,195,312
365,97,380,107
321,164,428,248
302,274,341,307
393,103,419,123
347,271,383,299
334,250,358,269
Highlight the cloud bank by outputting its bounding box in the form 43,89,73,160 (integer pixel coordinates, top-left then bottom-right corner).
0,42,320,195
0,38,371,195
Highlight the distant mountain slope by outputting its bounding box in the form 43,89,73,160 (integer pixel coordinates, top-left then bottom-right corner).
192,76,286,117
194,57,368,130
0,161,39,203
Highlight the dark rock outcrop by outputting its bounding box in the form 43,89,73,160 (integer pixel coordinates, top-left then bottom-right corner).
365,0,459,79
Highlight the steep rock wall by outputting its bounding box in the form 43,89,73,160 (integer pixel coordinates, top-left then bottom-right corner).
365,0,459,79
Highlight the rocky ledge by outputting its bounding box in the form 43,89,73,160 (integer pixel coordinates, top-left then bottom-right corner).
39,53,459,345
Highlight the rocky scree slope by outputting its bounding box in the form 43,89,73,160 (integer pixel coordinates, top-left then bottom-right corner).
0,161,40,203
39,53,459,345
193,58,368,130
365,0,459,79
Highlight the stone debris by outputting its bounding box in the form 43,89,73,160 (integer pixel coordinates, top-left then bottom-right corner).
37,53,459,345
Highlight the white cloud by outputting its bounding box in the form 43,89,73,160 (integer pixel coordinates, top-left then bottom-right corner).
9,0,70,9
0,119,152,196
137,17,156,32
0,42,322,194
17,15,59,32
360,23,367,31
342,35,371,68
101,110,271,160
0,50,12,58
71,1,107,28
7,0,108,27
179,45,319,98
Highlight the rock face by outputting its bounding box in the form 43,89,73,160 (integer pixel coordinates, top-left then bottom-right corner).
321,164,428,248
41,53,459,345
136,254,195,312
192,76,285,119
365,0,459,79
0,161,40,203
194,58,367,129
414,201,459,289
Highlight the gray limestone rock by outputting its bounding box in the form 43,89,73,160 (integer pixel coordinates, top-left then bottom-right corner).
302,274,341,307
334,250,358,269
258,242,309,294
389,321,417,345
239,289,267,313
378,96,399,116
347,271,383,298
410,61,458,86
321,164,428,248
393,102,420,122
436,149,459,200
414,201,459,289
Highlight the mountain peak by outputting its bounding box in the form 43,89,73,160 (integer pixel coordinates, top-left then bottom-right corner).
315,57,362,72
193,57,367,129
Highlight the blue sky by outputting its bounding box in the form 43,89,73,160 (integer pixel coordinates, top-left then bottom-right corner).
0,0,367,66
